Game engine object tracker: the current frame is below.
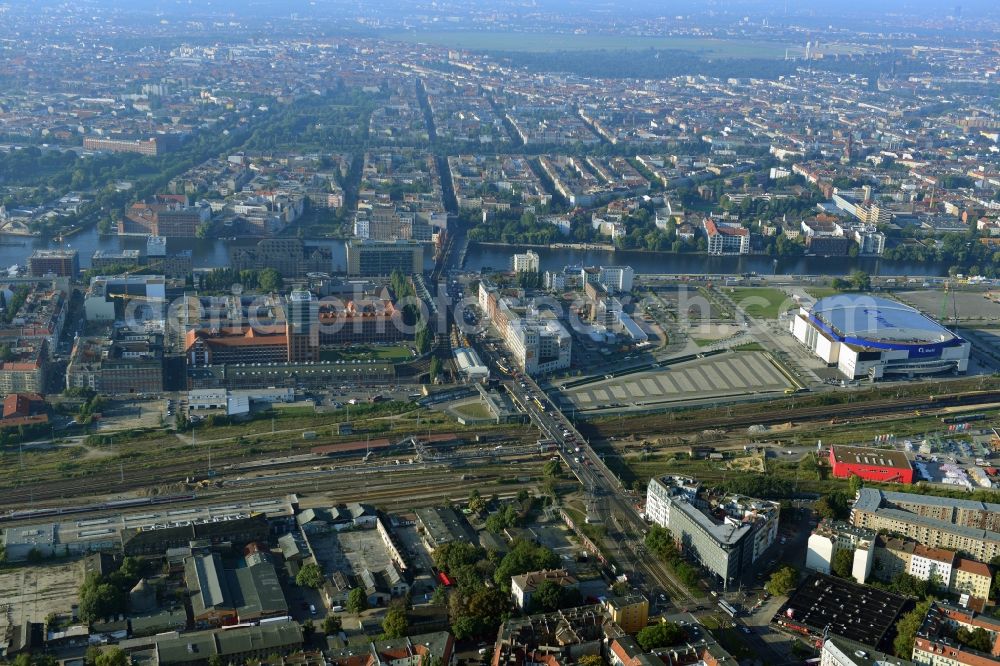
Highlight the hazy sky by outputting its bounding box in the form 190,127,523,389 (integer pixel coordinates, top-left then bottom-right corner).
39,0,997,17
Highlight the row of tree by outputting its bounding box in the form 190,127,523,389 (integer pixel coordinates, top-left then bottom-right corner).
643,525,700,589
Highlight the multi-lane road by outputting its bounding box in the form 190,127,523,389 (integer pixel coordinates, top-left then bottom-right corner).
458,294,796,663
466,321,702,608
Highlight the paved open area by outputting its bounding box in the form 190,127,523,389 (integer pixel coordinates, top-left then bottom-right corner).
95,398,167,431
896,289,1000,324
0,562,82,635
311,528,392,581
559,351,793,411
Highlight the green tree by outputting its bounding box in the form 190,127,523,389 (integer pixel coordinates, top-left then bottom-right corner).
429,356,442,382
831,549,855,579
814,491,851,521
296,562,325,589
578,656,603,666
894,600,931,657
542,459,562,478
323,614,343,635
207,655,224,666
85,647,103,666
956,626,993,652
468,489,487,514
347,587,368,614
493,540,560,589
258,268,283,292
636,622,686,650
765,566,799,596
448,585,509,639
849,270,871,291
430,585,448,605
415,326,432,354
849,474,863,496
382,605,409,638
94,647,128,666
532,580,565,612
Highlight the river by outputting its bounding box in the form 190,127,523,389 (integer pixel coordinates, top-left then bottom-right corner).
0,228,353,272
462,243,951,277
0,228,950,278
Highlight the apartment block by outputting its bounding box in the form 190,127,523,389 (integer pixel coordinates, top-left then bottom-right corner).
851,489,1000,561
805,520,875,584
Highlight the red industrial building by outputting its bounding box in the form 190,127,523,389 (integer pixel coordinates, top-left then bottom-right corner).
828,444,914,484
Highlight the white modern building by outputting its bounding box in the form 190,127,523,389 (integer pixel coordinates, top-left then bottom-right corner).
646,475,778,584
84,274,167,322
790,295,970,380
806,521,876,584
704,218,750,255
596,266,634,293
479,280,572,376
512,250,540,274
453,346,490,383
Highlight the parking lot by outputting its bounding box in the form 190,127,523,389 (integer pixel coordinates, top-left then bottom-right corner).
897,289,1000,324
94,398,168,431
560,351,793,411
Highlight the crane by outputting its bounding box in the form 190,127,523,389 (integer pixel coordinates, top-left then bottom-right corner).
939,282,958,325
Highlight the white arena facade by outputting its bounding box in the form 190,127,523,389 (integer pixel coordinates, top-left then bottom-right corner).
790,295,970,380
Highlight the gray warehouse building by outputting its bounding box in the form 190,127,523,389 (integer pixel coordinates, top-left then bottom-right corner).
645,475,779,586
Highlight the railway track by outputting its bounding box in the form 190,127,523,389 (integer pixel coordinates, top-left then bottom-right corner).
582,389,1000,439
0,465,545,527
0,444,547,511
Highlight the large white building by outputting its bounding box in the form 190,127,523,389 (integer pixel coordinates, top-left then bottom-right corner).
84,274,167,322
596,266,634,293
791,295,970,380
806,521,875,584
646,476,779,585
703,218,750,255
478,280,572,376
512,250,540,274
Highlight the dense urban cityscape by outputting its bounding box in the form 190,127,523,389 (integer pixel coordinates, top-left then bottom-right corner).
0,2,999,666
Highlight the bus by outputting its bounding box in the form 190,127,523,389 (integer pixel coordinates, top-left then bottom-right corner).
718,600,738,617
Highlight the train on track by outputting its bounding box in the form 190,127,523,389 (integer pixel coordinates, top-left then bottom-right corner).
0,493,196,523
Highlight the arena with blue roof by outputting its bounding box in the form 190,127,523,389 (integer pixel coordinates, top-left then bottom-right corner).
790,295,970,380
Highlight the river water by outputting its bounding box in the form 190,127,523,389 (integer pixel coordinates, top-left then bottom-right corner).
462,243,950,277
0,229,352,273
0,228,949,278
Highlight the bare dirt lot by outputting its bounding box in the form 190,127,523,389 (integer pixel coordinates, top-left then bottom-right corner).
0,561,81,634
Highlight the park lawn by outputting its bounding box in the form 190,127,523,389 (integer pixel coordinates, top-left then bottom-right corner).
453,401,494,420
727,287,796,318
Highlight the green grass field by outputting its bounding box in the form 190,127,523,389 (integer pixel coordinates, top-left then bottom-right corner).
384,31,791,58
453,401,494,420
727,287,796,318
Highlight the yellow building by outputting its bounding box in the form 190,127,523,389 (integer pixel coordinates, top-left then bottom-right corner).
951,558,993,601
603,594,649,634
